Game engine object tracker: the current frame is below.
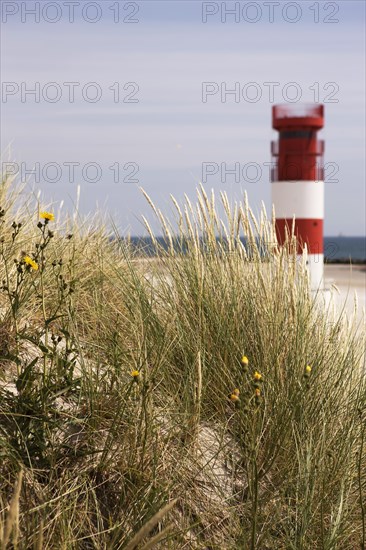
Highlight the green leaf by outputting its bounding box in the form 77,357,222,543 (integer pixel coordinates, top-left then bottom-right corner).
18,334,50,354
0,353,21,366
16,357,39,392
45,314,65,326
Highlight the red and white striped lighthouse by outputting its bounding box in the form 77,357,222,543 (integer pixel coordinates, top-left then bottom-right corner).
271,104,325,290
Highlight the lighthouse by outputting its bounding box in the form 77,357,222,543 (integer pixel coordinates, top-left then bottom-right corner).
271,104,325,290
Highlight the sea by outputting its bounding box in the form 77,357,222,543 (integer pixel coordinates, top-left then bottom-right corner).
323,237,366,263
124,236,366,263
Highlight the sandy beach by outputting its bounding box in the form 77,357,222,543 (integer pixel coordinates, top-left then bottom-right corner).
324,264,366,322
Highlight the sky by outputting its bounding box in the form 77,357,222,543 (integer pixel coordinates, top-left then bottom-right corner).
1,0,365,236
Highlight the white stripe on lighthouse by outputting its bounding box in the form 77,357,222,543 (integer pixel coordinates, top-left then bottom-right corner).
272,180,324,219
304,253,324,290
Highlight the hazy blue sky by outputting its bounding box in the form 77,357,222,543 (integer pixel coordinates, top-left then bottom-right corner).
1,0,365,235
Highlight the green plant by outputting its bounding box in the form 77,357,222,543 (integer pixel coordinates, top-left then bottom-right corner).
0,174,364,548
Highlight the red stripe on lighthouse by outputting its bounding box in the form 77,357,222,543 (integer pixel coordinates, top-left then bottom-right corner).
275,218,324,254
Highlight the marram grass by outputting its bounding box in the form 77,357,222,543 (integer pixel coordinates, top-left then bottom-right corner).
0,174,365,549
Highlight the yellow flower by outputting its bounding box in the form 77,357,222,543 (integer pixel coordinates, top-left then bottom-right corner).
253,371,262,381
131,370,140,378
232,388,240,396
229,393,239,402
241,355,249,366
40,211,54,221
23,256,38,270
255,388,261,397
305,365,312,374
